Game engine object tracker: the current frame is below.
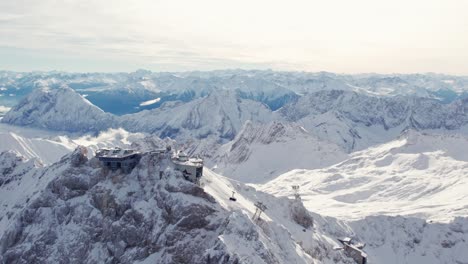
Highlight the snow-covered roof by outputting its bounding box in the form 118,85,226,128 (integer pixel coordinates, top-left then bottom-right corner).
96,148,139,159
172,151,203,167
149,148,167,154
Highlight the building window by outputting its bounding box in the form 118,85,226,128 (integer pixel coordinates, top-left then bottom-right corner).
196,167,203,178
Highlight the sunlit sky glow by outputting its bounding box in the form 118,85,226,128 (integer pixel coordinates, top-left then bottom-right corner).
1,0,467,74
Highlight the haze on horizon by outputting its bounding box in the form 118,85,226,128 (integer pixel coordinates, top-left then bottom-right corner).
1,0,467,75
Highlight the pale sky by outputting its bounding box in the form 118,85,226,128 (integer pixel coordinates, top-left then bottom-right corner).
1,0,467,74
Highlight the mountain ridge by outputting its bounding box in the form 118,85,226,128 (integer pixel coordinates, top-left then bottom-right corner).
5,86,468,154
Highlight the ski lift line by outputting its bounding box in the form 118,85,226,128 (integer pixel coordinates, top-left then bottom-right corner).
207,172,246,185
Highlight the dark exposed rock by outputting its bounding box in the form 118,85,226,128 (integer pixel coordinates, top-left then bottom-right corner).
289,199,314,229
70,146,88,167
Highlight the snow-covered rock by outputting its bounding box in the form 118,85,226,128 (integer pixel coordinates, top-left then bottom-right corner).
0,147,354,264
348,215,468,264
0,151,40,186
280,90,468,151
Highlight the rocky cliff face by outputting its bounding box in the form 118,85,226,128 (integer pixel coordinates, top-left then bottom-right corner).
210,121,347,183
279,90,468,151
0,151,40,186
0,150,228,263
0,147,354,264
280,90,468,131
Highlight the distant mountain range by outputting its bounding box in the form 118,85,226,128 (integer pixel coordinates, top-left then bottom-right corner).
4,81,468,150
1,70,468,115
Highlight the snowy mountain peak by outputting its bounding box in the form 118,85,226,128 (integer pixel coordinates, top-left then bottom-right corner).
122,90,275,142
1,85,116,133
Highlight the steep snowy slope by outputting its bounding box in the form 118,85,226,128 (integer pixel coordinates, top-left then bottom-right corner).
2,85,116,132
0,123,75,164
260,131,468,222
0,151,41,185
0,147,359,264
121,90,276,141
0,132,72,165
208,170,468,264
210,121,348,183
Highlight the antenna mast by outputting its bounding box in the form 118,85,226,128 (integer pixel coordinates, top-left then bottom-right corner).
292,185,301,200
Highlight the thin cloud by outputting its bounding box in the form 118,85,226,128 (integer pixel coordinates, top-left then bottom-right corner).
0,0,467,74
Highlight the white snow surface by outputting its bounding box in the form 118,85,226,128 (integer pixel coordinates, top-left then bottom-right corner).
139,97,160,106
260,130,468,222
0,106,10,114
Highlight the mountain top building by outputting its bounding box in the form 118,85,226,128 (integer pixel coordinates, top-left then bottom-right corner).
171,151,204,184
338,237,367,264
96,147,204,184
96,148,141,173
95,147,204,184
